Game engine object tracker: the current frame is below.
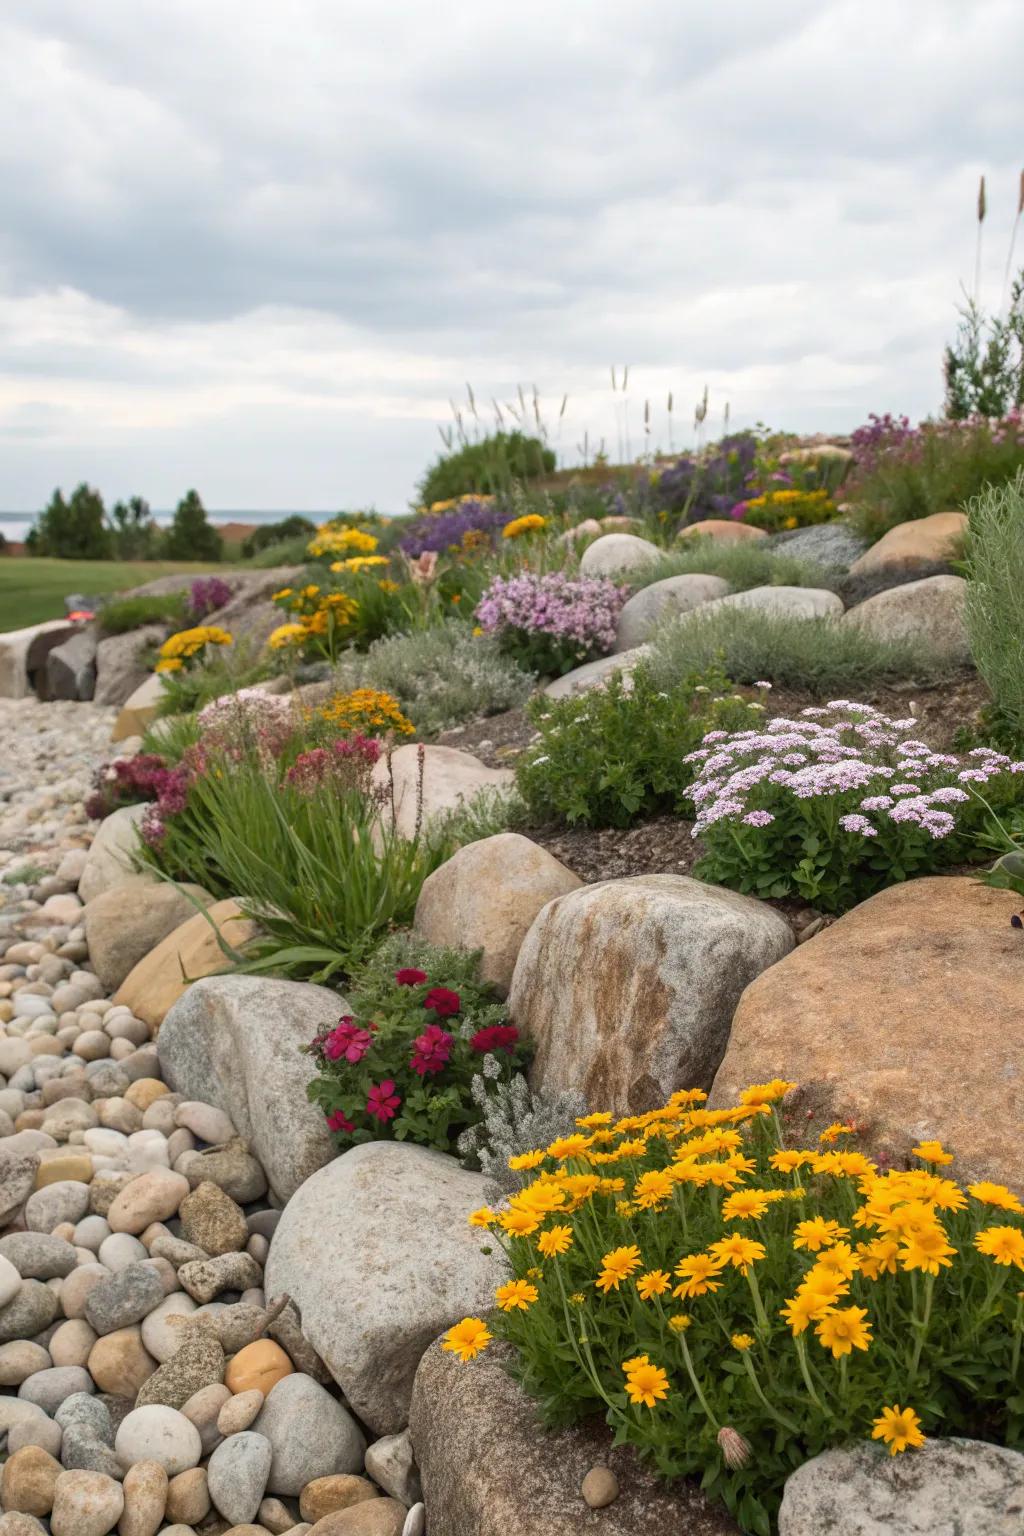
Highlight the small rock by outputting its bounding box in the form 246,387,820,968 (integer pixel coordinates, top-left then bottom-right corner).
50,1469,124,1536
49,1318,97,1368
0,1340,52,1385
25,1179,90,1231
254,1373,366,1496
164,1464,210,1525
179,1181,248,1256
140,1292,197,1362
300,1474,380,1522
98,1232,148,1272
118,1459,168,1536
179,1382,232,1456
224,1340,292,1397
8,1416,62,1459
60,1263,109,1320
208,1431,273,1525
114,1404,203,1476
0,1249,26,1300
217,1389,264,1436
135,1331,225,1409
259,1495,301,1534
182,1140,267,1204
402,1504,425,1536
84,1262,165,1335
107,1170,190,1235
0,1280,58,1342
364,1432,421,1507
177,1252,263,1305
0,1232,77,1280
309,1499,407,1535
87,1326,157,1397
0,1445,62,1517
0,1511,48,1534
581,1464,619,1508
174,1101,236,1143
19,1364,93,1415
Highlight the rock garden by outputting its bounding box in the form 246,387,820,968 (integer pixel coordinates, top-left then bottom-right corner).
0,416,1023,1535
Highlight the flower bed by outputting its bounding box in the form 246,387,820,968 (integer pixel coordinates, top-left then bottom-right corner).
474,570,629,676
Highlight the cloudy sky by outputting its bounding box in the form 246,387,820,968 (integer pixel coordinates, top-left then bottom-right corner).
1,0,1021,513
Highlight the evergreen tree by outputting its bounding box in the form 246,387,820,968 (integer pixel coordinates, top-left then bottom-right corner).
162,489,222,561
109,495,159,559
27,484,111,558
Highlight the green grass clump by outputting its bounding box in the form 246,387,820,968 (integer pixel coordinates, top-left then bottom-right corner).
964,471,1024,748
646,605,953,698
245,534,315,568
0,559,231,632
98,592,188,634
627,538,842,595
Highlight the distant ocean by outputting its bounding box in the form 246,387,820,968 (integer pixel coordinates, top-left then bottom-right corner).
0,510,403,543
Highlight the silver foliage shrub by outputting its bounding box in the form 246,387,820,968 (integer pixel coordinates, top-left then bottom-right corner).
458,1071,588,1193
332,619,534,737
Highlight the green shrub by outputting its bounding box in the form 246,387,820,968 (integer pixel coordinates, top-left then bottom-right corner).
646,606,946,698
246,534,315,568
418,431,555,506
305,938,529,1152
943,269,1024,419
331,620,534,738
456,1081,1024,1535
162,490,222,561
515,663,760,829
628,540,841,595
964,472,1024,749
240,516,316,559
98,592,187,635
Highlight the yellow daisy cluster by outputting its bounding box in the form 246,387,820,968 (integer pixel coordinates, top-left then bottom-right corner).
315,688,415,738
443,1079,1024,1500
306,525,379,559
154,625,232,674
330,555,390,574
742,487,837,532
424,493,495,514
269,584,360,656
501,513,547,539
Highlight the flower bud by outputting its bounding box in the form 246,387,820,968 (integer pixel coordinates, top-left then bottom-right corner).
717,1425,752,1470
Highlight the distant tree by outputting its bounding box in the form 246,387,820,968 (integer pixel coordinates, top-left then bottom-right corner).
240,514,316,558
944,269,1024,420
162,489,222,561
109,495,159,559
27,484,111,559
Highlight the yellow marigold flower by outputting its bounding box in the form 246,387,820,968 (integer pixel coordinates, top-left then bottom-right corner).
636,1269,671,1301
667,1313,692,1332
871,1403,926,1455
576,1112,613,1128
975,1225,1024,1269
621,1353,650,1373
633,1170,675,1209
378,578,400,593
272,586,293,600
668,1087,708,1107
510,1182,565,1217
595,1245,642,1293
154,657,183,673
429,498,456,512
508,1150,546,1172
898,1226,956,1276
500,1208,541,1238
856,1238,900,1280
307,526,379,558
780,1291,824,1336
623,1359,670,1408
615,1201,635,1219
797,1268,850,1310
738,1079,796,1106
545,1133,592,1160
793,1217,849,1253
467,1207,496,1229
819,1121,854,1144
614,1137,648,1160
814,1241,860,1280
815,1305,872,1358
721,1190,770,1222
731,1333,754,1351
317,688,414,736
673,1252,726,1298
968,1181,1024,1215
502,513,547,539
334,555,389,572
537,1225,573,1258
709,1233,766,1275
267,622,307,650
912,1139,953,1166
495,1279,538,1312
770,1149,813,1173
442,1317,491,1362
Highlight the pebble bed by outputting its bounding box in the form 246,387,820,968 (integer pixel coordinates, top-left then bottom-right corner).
0,698,424,1536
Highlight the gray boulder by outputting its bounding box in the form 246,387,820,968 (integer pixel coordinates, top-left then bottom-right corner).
0,621,75,700
45,628,98,701
779,1437,1024,1535
94,625,171,707
700,584,844,620
158,976,344,1204
842,574,971,662
578,533,660,577
614,574,729,651
543,646,649,700
79,805,152,905
508,874,794,1112
264,1143,505,1435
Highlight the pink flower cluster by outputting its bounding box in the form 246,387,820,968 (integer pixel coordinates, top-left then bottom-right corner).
285,733,381,796
474,572,628,654
324,1016,377,1063
197,689,295,763
685,701,1024,841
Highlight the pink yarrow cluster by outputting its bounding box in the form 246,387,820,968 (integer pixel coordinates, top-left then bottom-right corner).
196,688,295,762
474,572,628,652
685,701,1024,841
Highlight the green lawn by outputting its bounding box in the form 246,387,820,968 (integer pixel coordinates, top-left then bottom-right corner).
0,558,233,631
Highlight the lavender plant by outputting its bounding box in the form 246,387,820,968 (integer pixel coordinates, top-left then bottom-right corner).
687,700,1024,911
474,571,628,676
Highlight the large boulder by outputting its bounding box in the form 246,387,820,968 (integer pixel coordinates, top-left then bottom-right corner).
45,627,98,701
410,1341,737,1536
676,518,766,544
848,511,967,574
202,567,303,648
85,879,214,992
711,878,1024,1190
112,674,166,743
79,804,151,905
700,585,844,620
158,976,343,1203
370,745,513,839
413,833,582,995
842,574,970,661
264,1143,505,1435
94,626,171,707
578,533,660,577
114,901,258,1030
543,646,649,700
614,575,729,652
779,1437,1024,1536
509,875,794,1113
0,622,75,699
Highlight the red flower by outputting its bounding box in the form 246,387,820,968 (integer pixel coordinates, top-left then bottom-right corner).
366,1080,401,1122
395,968,429,986
469,1024,520,1055
410,1023,454,1077
423,986,461,1016
326,1108,354,1133
324,1017,375,1064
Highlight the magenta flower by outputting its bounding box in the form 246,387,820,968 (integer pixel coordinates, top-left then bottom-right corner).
324,1017,375,1064
395,967,428,986
423,986,461,1017
326,1108,354,1133
366,1080,401,1122
410,1023,454,1077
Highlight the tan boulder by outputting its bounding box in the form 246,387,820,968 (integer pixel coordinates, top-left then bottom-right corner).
710,877,1024,1190
413,833,582,994
114,901,258,1029
79,804,152,905
112,673,167,742
308,1501,407,1534
841,573,971,662
848,509,967,574
85,879,214,992
300,1475,380,1523
370,746,513,840
509,874,793,1113
676,518,767,544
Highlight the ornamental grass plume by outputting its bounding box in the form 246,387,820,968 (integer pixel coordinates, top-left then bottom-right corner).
446,1079,1024,1533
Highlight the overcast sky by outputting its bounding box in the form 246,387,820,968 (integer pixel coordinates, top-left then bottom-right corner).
1,0,1021,512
